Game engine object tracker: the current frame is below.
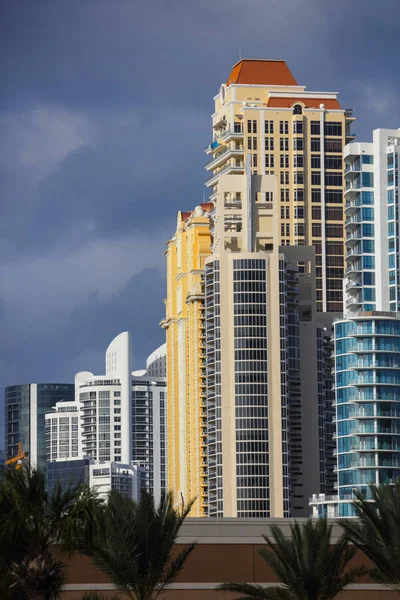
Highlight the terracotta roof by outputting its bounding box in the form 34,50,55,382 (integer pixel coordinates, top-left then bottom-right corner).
200,202,213,213
226,59,298,86
267,97,341,109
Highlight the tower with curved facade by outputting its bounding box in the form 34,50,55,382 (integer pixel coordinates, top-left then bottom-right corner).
311,128,400,517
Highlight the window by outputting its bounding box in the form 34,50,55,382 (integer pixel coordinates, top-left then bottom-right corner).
362,191,374,205
248,136,257,150
326,224,342,237
265,154,274,168
294,155,304,168
362,172,374,187
312,207,321,220
293,120,303,133
326,207,343,220
280,172,289,185
294,189,304,202
312,189,321,203
280,189,290,202
325,190,343,204
311,121,320,135
324,122,342,136
312,172,321,185
362,207,374,221
293,104,303,115
252,153,257,168
294,206,304,219
325,156,342,170
364,272,375,285
280,155,289,168
388,153,394,169
265,137,274,151
311,155,321,169
325,139,342,153
294,172,304,184
247,120,257,134
295,223,305,236
362,155,373,164
264,120,274,134
280,138,289,151
325,173,342,187
280,121,289,134
293,138,303,151
312,224,322,236
362,224,374,237
311,138,320,152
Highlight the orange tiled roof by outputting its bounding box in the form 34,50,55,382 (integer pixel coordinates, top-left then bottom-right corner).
226,59,298,86
267,97,341,109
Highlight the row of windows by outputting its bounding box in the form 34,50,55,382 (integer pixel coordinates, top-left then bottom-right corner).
242,119,344,139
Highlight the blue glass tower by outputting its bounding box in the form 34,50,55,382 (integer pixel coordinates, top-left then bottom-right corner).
334,315,400,516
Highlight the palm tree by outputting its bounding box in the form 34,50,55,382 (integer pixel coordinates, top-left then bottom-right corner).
83,490,196,600
218,518,366,600
0,465,103,600
340,481,400,593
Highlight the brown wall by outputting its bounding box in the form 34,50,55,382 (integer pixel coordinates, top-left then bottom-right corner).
62,542,398,599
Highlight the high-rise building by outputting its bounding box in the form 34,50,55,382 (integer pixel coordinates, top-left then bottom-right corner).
146,343,167,378
47,457,145,502
132,370,167,504
206,58,355,312
45,333,167,505
75,332,132,465
45,400,80,462
344,129,400,314
311,129,400,518
5,383,75,470
162,204,212,516
204,170,336,517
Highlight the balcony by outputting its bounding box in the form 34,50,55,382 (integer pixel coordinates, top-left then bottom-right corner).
206,161,245,188
344,181,361,196
346,246,362,260
344,162,361,177
346,279,361,292
345,215,362,228
345,263,362,277
345,230,362,245
346,296,362,311
205,146,244,172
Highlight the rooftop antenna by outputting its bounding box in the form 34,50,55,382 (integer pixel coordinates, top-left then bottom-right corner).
239,44,242,60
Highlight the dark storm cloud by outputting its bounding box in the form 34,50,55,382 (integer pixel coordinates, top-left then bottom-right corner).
1,0,400,442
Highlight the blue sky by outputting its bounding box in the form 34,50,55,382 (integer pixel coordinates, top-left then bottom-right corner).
1,0,400,442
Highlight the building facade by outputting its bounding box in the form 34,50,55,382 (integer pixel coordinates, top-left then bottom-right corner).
5,383,75,470
311,128,400,518
206,58,354,313
47,457,144,502
45,401,80,462
204,170,336,518
162,205,212,516
45,333,167,505
132,371,167,504
146,343,167,378
344,129,400,315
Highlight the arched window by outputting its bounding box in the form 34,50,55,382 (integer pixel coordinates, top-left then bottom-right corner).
293,104,302,115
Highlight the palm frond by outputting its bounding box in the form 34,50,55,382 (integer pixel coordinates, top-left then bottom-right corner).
217,582,292,599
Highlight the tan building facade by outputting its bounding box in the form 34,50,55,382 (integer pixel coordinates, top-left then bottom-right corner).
206,59,354,313
162,205,212,516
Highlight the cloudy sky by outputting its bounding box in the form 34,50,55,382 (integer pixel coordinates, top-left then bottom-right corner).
1,0,400,441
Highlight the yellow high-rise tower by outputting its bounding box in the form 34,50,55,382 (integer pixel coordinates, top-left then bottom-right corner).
161,203,212,516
